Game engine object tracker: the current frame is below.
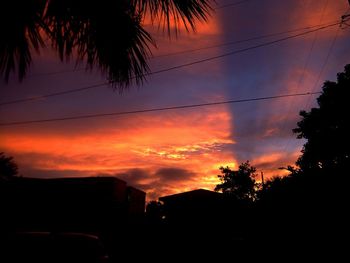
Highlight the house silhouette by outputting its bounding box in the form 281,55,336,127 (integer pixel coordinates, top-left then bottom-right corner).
159,189,224,224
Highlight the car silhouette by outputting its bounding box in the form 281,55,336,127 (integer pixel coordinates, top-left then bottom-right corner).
2,232,109,263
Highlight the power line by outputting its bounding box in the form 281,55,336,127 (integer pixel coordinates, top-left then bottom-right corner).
25,0,253,79
308,7,350,100
27,20,339,78
0,92,321,127
297,0,329,94
280,6,348,156
279,0,330,154
283,16,342,155
0,20,343,107
310,19,344,95
151,20,339,59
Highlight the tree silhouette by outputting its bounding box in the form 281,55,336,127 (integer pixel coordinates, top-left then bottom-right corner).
0,152,18,180
293,64,350,175
0,0,213,86
215,161,258,201
255,65,350,249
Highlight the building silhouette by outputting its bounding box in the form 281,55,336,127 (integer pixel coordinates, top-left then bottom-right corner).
0,176,145,234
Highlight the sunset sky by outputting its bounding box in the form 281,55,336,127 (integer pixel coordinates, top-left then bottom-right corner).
1,0,350,200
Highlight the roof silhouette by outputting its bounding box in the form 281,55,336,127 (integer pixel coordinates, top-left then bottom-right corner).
159,189,222,202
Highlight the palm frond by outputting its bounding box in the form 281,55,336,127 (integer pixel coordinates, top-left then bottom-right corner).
0,0,46,82
0,0,213,87
135,0,213,35
43,0,154,88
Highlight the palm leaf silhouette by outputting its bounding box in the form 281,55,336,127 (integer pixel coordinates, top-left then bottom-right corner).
0,0,46,82
0,0,213,87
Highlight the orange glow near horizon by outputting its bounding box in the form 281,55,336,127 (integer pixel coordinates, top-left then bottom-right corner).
0,106,299,199
1,108,238,199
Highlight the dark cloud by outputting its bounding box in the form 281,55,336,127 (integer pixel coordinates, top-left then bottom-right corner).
233,114,300,140
113,168,155,191
256,155,298,172
112,166,198,199
228,112,301,161
155,167,196,182
19,167,88,179
10,151,115,169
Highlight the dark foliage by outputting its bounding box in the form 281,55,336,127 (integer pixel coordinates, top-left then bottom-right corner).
255,65,350,254
215,161,258,201
293,64,350,174
0,152,18,180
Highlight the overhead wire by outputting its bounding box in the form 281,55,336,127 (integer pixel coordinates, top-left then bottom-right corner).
282,10,347,156
279,0,330,154
0,21,343,108
24,0,254,79
26,20,340,78
0,92,321,127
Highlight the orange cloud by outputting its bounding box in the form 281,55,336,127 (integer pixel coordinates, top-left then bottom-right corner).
1,107,237,198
